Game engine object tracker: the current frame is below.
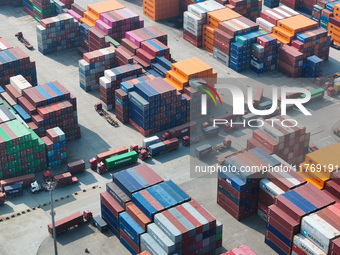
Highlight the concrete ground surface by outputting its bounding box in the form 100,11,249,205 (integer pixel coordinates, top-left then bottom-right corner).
0,1,340,255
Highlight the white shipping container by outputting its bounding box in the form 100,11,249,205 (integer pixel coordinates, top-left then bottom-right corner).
301,214,340,253
142,136,161,148
273,8,292,18
256,18,275,32
140,233,167,255
259,120,285,143
252,43,265,54
169,208,196,237
99,77,111,89
260,179,285,198
154,213,182,243
266,10,284,20
104,69,116,81
183,24,202,37
293,234,326,255
183,11,205,26
182,202,210,232
251,60,264,69
188,1,225,19
9,75,32,95
280,5,299,15
147,223,176,254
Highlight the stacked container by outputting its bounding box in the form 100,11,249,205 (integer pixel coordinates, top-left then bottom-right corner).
302,55,324,78
21,81,80,141
229,30,267,72
221,245,257,254
0,40,37,88
32,0,56,22
217,147,281,221
226,0,261,21
0,116,47,180
183,1,225,48
125,27,168,47
37,13,81,54
293,27,330,61
100,64,143,110
142,200,223,254
59,0,73,9
328,4,340,44
266,183,335,255
96,8,143,43
277,45,304,78
143,0,179,21
79,46,116,92
264,0,280,8
42,127,67,167
128,78,186,136
214,17,259,67
247,116,310,166
115,89,129,124
251,34,279,74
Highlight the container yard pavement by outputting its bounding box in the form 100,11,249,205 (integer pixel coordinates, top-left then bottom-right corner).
1,2,340,255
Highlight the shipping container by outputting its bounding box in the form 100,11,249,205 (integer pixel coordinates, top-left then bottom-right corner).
48,212,84,236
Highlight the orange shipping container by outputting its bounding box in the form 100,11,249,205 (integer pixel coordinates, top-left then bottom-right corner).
79,17,95,27
272,27,294,44
88,0,125,19
207,8,241,29
171,57,213,80
277,15,318,36
333,3,340,18
143,0,179,21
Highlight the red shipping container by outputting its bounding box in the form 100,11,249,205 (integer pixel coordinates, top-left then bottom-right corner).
274,195,306,223
265,229,292,254
125,202,151,231
48,212,83,236
267,205,299,233
100,191,124,218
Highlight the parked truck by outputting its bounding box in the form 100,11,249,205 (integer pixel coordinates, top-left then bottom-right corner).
195,138,232,159
97,151,138,174
208,111,236,126
54,172,78,187
48,210,93,236
67,160,86,174
300,88,324,101
183,126,220,146
161,121,197,140
4,182,23,198
90,146,129,170
0,174,35,192
131,137,180,160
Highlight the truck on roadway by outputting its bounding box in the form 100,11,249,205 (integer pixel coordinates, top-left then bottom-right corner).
48,210,93,236
161,121,197,140
195,138,232,159
54,172,78,187
97,151,138,174
182,126,220,146
0,174,35,192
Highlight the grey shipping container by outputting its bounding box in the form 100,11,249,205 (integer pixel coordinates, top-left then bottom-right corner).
202,126,219,137
93,216,108,233
195,144,213,159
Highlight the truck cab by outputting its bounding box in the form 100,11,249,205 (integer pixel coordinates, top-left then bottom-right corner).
182,136,190,146
31,181,41,193
130,143,139,152
139,148,149,161
161,132,170,141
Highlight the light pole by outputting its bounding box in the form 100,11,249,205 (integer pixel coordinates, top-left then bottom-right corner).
44,180,58,255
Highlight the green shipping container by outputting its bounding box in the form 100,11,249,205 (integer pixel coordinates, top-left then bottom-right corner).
105,36,120,47
300,88,324,101
105,151,137,169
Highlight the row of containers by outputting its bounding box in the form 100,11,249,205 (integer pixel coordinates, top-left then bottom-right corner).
99,58,216,136
0,38,37,89
216,116,340,254
99,164,223,255
183,0,330,77
0,74,81,179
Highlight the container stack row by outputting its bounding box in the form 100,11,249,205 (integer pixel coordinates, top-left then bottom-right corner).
247,116,310,166
143,0,179,21
0,114,47,180
213,16,259,68
299,143,340,190
78,46,116,92
42,127,67,168
230,30,267,72
0,39,37,88
37,13,81,55
217,147,281,221
100,63,143,110
251,35,279,74
257,160,306,221
225,0,262,21
127,77,187,136
302,55,324,77
115,89,129,124
100,164,222,255
31,0,56,23
328,2,340,44
265,183,335,255
183,1,225,48
14,80,80,141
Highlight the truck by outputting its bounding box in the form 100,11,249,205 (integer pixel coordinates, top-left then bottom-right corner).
183,126,220,146
161,121,197,140
195,138,232,159
48,210,93,236
67,160,86,174
0,174,35,192
54,172,78,187
98,151,138,174
90,146,129,170
4,182,23,198
92,216,108,233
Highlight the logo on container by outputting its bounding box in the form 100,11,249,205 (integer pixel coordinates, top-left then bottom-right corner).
201,84,222,115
